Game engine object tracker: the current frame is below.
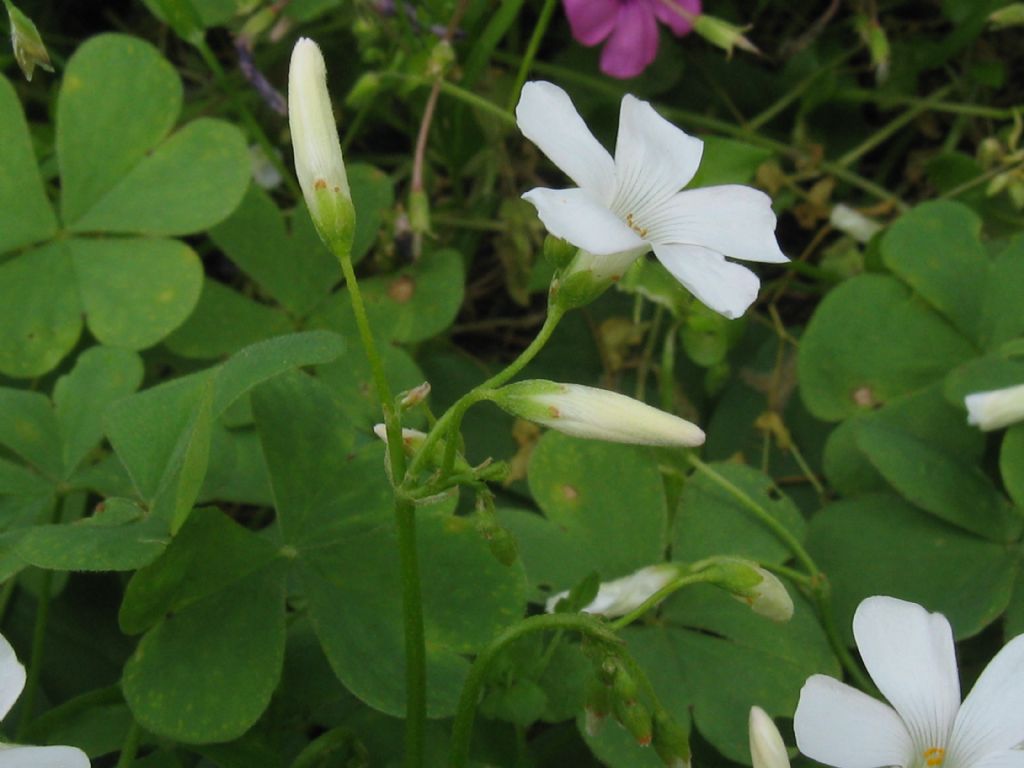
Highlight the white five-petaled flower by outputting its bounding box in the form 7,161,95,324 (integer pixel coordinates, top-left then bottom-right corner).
794,596,1024,768
516,81,788,319
964,383,1024,432
0,632,89,766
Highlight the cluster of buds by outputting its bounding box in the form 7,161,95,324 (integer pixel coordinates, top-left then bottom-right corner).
584,657,691,767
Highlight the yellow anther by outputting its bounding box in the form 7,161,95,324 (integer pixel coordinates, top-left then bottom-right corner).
923,747,945,766
625,212,649,238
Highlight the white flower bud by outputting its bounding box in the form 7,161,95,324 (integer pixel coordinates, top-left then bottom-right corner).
829,204,883,243
695,557,794,622
965,383,1024,431
749,706,790,768
372,424,427,453
288,38,355,256
546,564,682,616
491,380,705,448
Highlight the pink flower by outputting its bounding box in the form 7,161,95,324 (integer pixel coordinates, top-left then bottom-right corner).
563,0,702,79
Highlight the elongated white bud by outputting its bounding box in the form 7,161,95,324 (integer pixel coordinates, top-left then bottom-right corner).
749,706,790,768
545,564,682,616
288,38,355,257
491,380,705,447
965,383,1024,431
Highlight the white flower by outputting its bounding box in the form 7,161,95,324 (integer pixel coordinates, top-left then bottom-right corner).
750,706,791,768
965,383,1024,431
546,563,681,616
0,632,89,767
288,38,354,253
492,380,705,447
794,596,1024,768
515,81,787,319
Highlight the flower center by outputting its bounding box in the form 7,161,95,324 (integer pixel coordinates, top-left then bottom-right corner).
625,212,649,239
923,747,945,767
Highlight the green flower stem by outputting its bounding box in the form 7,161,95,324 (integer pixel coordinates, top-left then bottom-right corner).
836,88,1024,120
405,305,565,482
115,719,141,768
835,84,953,168
395,495,427,768
506,0,559,111
815,589,876,695
334,250,422,767
449,613,620,768
335,252,406,481
610,571,714,631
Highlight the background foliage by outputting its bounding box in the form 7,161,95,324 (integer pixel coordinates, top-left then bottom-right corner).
1,0,1023,766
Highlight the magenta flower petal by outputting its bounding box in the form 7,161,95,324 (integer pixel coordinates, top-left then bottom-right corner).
562,0,620,46
599,1,659,79
652,0,701,36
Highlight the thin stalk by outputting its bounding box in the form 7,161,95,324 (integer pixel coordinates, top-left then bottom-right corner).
115,719,141,768
506,0,558,111
836,88,1023,120
395,496,426,768
815,590,876,694
634,305,664,401
378,72,516,126
449,613,619,768
747,49,856,131
835,84,953,168
336,253,406,480
405,305,564,481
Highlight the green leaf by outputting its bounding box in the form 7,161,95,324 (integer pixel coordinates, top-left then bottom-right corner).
0,74,57,252
881,200,987,341
674,462,806,564
1001,425,1024,509
164,279,293,360
807,494,1017,641
688,137,771,187
0,242,81,378
799,275,976,421
16,497,168,571
106,332,346,531
298,511,526,718
823,384,983,497
54,347,144,474
209,186,340,318
855,420,1017,541
348,163,395,263
69,119,249,236
253,372,527,717
70,237,203,350
981,235,1024,349
57,34,182,226
0,387,62,478
314,248,465,344
316,344,425,429
501,432,668,600
121,509,287,743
